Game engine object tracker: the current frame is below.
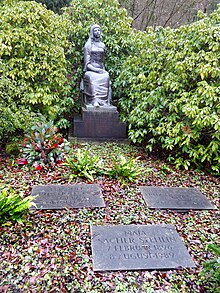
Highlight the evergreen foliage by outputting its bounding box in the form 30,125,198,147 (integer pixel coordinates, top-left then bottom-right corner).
1,0,219,172
118,8,220,172
35,0,71,14
62,0,134,104
0,0,73,141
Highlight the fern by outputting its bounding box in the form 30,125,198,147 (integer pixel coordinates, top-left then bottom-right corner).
0,187,36,225
65,149,103,181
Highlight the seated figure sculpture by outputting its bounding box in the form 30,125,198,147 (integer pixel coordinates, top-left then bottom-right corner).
81,24,111,107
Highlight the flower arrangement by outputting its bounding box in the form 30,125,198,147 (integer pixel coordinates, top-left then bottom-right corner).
17,117,69,170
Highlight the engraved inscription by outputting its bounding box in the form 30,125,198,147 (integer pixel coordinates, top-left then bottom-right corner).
31,184,105,209
109,252,175,260
97,232,176,261
91,224,196,271
140,186,216,210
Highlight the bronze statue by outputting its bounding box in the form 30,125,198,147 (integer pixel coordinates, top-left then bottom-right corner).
81,24,111,107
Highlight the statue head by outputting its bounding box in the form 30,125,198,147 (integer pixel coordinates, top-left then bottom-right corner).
90,24,102,41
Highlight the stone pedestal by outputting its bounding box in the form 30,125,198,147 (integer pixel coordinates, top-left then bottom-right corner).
70,106,127,141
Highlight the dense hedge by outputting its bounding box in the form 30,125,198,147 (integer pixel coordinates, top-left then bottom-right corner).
34,0,71,14
62,0,135,103
1,0,219,172
118,8,220,172
0,0,73,141
19,0,71,14
0,0,134,141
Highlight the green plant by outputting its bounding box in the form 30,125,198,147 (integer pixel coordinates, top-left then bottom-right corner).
18,116,70,170
20,0,71,14
65,149,103,181
5,141,20,156
0,61,37,142
106,155,141,183
34,0,71,14
62,0,135,106
118,7,220,172
200,244,220,292
0,187,36,225
0,0,73,142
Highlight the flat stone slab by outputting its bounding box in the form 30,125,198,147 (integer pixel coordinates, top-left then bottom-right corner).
91,224,195,271
140,187,216,210
31,184,105,209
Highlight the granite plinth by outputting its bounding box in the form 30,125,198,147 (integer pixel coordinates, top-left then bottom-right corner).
84,105,117,112
71,107,126,140
140,187,216,210
31,184,105,209
91,224,196,271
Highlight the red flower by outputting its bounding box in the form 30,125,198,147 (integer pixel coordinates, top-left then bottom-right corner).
52,143,59,149
35,164,43,171
17,158,28,165
59,137,64,144
56,160,62,165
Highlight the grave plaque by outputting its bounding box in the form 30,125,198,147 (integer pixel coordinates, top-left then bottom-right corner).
31,184,105,209
91,224,195,271
140,187,216,210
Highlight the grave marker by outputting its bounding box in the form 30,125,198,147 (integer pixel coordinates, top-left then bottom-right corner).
140,187,216,210
91,224,196,271
31,184,105,209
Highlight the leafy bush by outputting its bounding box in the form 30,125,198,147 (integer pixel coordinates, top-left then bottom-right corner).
106,155,141,183
62,0,135,104
18,116,70,170
0,187,36,225
0,0,73,142
65,149,103,181
200,244,220,292
0,61,37,142
20,0,71,14
34,0,71,14
118,8,220,172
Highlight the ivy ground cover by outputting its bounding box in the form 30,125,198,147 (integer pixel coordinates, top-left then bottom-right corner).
0,143,219,292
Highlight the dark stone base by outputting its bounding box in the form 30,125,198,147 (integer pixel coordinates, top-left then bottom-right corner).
69,107,127,140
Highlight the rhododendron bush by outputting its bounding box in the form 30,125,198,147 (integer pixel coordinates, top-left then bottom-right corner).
0,0,73,142
118,8,220,172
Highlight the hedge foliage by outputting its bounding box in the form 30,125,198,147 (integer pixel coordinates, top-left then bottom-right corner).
0,0,73,141
62,0,135,102
118,8,220,172
1,0,219,172
34,0,71,14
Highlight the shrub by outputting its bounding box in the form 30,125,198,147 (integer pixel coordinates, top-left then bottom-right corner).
18,116,70,170
0,0,73,142
62,0,135,104
20,0,71,14
0,61,37,142
118,8,220,172
0,187,36,225
34,0,71,14
65,149,103,181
